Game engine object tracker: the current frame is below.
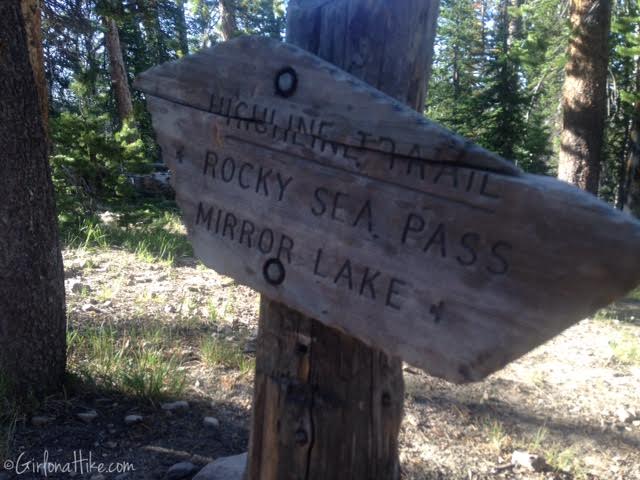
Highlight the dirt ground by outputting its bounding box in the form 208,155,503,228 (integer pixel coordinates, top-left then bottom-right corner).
2,248,639,480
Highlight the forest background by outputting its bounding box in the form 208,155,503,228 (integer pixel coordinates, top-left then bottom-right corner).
45,0,640,243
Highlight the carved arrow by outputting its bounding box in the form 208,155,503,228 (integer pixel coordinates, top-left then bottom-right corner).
135,36,640,383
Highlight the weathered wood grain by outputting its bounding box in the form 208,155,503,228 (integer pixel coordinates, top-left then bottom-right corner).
135,36,640,383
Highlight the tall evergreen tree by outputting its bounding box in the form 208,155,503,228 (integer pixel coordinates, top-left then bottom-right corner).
476,0,528,162
0,0,67,398
102,0,134,123
427,0,485,140
558,0,612,194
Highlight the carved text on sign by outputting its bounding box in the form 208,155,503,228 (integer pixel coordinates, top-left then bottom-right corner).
135,36,640,383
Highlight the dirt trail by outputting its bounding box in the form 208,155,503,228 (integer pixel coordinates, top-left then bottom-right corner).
4,248,638,480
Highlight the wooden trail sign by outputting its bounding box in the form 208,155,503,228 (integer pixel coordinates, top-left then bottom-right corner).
135,36,640,383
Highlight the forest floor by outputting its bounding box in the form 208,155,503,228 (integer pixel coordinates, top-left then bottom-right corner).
1,215,639,480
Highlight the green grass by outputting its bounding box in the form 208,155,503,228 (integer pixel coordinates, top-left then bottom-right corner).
60,200,192,265
544,445,585,478
207,300,220,323
482,418,511,453
627,287,640,302
527,425,548,452
67,326,186,403
609,330,640,365
200,337,255,374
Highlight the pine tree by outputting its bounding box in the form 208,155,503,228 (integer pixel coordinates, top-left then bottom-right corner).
558,0,612,194
427,0,485,141
0,0,67,398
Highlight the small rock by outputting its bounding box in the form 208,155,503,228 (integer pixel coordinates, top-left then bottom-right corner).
99,211,118,226
157,274,168,282
511,450,546,472
68,279,88,293
193,453,247,480
616,406,635,424
161,400,189,411
164,304,177,314
105,441,118,448
31,415,54,427
203,417,220,428
77,410,98,423
632,420,640,427
102,300,112,308
124,414,143,425
166,461,197,480
81,304,99,313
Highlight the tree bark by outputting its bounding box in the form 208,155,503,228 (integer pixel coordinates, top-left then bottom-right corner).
20,0,48,130
141,0,168,64
104,15,134,122
219,0,240,40
246,1,440,478
558,0,611,194
623,57,640,216
0,0,66,398
175,0,189,56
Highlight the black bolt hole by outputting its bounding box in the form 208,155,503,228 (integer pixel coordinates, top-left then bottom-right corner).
263,258,286,286
296,343,308,355
275,66,298,98
382,392,392,407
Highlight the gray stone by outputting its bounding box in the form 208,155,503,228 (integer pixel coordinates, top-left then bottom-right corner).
99,211,118,226
193,453,247,480
511,450,546,472
161,401,189,411
166,461,197,480
68,279,89,294
616,406,636,424
77,410,98,423
124,414,143,425
203,417,219,429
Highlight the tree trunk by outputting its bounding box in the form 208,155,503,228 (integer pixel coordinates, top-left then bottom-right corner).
175,0,189,56
246,1,440,478
0,0,66,398
219,0,240,40
557,0,611,194
142,0,168,64
623,57,640,216
20,0,48,130
508,0,522,47
104,15,134,123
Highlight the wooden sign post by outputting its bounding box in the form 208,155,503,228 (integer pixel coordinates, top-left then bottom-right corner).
134,1,640,477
